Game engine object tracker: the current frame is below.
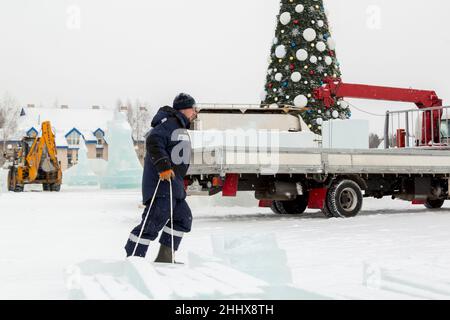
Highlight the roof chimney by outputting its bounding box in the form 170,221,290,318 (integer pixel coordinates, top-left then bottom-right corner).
61,105,69,109
27,104,35,108
92,105,100,110
120,106,128,112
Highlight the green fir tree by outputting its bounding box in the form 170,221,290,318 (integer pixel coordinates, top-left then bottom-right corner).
262,0,351,133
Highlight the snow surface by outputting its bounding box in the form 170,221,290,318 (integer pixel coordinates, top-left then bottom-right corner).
2,187,450,299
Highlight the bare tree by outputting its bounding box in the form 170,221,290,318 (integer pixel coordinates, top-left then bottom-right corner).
116,98,153,161
369,133,382,149
52,98,59,109
115,98,123,112
0,92,20,153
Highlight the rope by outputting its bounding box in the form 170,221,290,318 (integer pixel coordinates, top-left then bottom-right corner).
346,100,386,117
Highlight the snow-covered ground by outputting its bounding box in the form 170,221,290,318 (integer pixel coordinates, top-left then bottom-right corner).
1,186,450,300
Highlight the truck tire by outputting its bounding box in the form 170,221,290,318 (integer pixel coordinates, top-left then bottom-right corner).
327,180,363,218
43,184,51,191
273,196,308,215
7,169,13,192
50,184,61,192
270,202,282,214
424,198,445,209
8,168,24,192
321,201,335,219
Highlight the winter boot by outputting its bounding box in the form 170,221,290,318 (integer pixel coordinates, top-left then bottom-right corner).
154,244,183,264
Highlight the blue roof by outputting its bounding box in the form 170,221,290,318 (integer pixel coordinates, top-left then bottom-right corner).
93,128,105,135
65,127,84,138
26,127,38,135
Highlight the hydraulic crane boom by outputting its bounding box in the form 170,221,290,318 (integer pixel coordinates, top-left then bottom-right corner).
314,77,443,145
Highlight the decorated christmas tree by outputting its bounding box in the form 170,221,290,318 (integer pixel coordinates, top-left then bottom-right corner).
261,0,351,133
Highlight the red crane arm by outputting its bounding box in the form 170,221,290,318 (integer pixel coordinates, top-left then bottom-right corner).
313,77,444,146
314,77,442,109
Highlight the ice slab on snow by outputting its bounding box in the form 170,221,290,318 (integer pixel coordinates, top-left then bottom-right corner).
66,257,267,299
361,261,450,299
322,119,369,149
100,111,143,189
66,234,328,300
211,233,292,285
64,141,99,186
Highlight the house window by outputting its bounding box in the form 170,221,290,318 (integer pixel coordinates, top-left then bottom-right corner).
67,151,73,168
95,130,105,145
96,148,103,159
66,131,81,146
67,150,79,168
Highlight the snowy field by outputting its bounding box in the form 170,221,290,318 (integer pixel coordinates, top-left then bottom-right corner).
1,186,450,300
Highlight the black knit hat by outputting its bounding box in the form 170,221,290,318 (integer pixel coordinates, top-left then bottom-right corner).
173,93,196,110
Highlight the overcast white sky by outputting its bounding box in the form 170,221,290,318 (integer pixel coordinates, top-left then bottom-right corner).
1,0,449,134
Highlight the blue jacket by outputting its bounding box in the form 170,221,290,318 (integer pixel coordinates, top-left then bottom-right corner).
142,106,191,204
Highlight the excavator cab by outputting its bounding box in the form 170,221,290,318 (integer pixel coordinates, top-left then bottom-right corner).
8,121,62,192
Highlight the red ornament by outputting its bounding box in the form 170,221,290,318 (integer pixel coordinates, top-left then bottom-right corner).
309,70,315,75
289,64,295,70
268,83,273,88
293,20,299,25
329,50,335,57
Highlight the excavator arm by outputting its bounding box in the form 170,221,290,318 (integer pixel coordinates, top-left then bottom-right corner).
25,121,61,182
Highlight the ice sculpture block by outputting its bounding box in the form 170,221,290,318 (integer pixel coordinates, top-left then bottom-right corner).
100,111,143,189
64,140,99,186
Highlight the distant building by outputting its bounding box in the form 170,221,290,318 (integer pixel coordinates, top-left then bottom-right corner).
4,105,149,171
10,105,114,171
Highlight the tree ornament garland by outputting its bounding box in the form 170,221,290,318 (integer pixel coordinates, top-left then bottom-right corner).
262,0,351,134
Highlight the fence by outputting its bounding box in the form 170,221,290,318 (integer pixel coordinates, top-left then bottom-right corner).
384,106,450,149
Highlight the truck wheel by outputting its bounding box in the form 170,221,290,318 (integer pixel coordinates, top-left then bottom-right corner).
273,196,308,215
50,184,61,192
327,180,363,218
321,201,335,219
43,184,50,191
424,198,445,209
14,185,24,192
270,202,282,214
7,170,13,192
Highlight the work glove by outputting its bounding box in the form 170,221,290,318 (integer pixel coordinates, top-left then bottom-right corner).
159,169,175,181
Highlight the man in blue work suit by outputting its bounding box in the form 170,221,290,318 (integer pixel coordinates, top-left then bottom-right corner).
125,93,198,263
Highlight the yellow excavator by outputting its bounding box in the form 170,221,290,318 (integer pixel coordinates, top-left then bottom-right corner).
7,121,62,192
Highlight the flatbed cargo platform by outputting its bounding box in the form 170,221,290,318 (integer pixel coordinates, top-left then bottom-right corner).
188,147,450,176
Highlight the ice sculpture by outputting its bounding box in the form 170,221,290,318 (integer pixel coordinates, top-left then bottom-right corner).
63,140,99,186
211,234,293,285
100,110,143,189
